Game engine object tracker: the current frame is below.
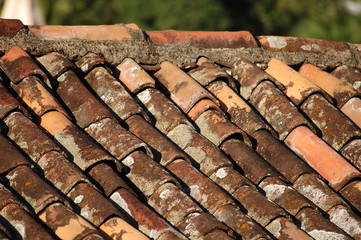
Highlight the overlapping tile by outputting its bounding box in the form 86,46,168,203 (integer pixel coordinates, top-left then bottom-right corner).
0,18,360,239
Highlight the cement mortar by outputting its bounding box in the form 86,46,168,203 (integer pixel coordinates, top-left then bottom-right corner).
0,28,359,70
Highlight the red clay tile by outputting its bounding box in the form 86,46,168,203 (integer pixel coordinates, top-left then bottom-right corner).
259,176,316,216
332,65,361,93
155,61,218,114
0,82,23,119
4,112,62,163
28,24,141,41
148,182,202,227
208,81,273,136
75,52,105,74
0,46,47,84
14,76,68,117
37,52,74,79
81,234,105,240
195,109,250,147
126,114,189,166
85,117,152,161
85,66,147,121
285,126,361,191
299,64,359,107
266,58,331,105
339,180,361,213
110,188,185,239
233,57,285,100
121,151,179,198
67,182,125,227
56,70,114,128
175,212,233,239
265,217,312,240
38,151,89,194
167,159,233,214
157,231,188,240
0,19,24,38
136,88,193,134
203,230,236,240
250,81,315,140
293,173,347,213
6,165,64,214
39,202,100,240
296,207,351,239
213,204,271,239
188,57,236,89
167,124,233,176
328,205,361,239
0,134,30,174
340,97,361,129
340,139,361,170
252,130,314,183
187,98,224,121
1,203,54,240
40,111,119,171
258,36,350,54
88,163,133,197
220,139,282,185
99,217,149,240
117,58,156,94
147,30,258,48
300,93,361,151
232,185,288,227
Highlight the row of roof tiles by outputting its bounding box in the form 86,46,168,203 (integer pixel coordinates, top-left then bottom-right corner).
0,19,361,239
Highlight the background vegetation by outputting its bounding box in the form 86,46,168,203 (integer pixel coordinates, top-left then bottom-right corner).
38,0,361,43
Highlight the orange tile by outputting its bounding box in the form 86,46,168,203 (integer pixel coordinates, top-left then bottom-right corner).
117,58,156,94
340,97,361,129
187,99,223,121
0,19,24,37
28,25,136,41
285,126,361,191
299,64,358,107
40,111,72,136
265,58,328,105
99,217,149,240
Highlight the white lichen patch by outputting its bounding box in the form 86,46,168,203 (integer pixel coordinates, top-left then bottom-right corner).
308,229,347,240
215,167,228,179
122,155,134,167
159,189,171,200
137,88,152,105
262,184,288,201
329,207,361,236
110,191,132,216
301,45,312,51
266,36,287,49
13,221,26,238
74,195,84,204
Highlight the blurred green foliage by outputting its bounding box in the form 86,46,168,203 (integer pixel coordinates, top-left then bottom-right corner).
39,0,361,43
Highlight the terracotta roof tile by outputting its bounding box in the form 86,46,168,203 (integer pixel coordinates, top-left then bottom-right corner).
1,19,361,238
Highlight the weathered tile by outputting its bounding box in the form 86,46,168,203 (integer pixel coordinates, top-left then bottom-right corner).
99,217,149,240
296,207,351,239
136,88,193,134
167,124,232,176
155,61,218,113
57,70,113,128
1,203,55,240
252,129,314,183
0,82,23,119
116,58,156,94
5,111,61,163
122,151,178,198
37,52,74,79
340,97,361,129
0,46,47,84
0,183,22,211
285,126,361,191
340,139,361,170
299,63,359,107
126,114,188,166
0,19,24,38
213,204,271,239
194,109,251,147
85,66,146,121
157,230,188,240
85,117,152,161
187,98,224,121
6,165,64,214
203,230,235,240
220,139,282,185
39,202,100,240
249,81,314,140
75,52,105,74
328,205,361,239
0,134,30,175
265,217,312,240
67,182,124,227
148,183,202,226
332,65,361,93
339,180,361,213
300,93,361,151
208,81,273,136
38,151,89,194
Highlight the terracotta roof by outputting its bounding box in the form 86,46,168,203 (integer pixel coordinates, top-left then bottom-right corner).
0,18,361,239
